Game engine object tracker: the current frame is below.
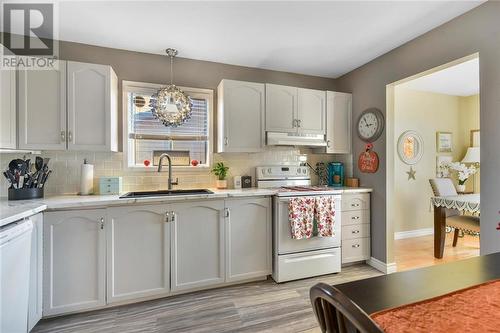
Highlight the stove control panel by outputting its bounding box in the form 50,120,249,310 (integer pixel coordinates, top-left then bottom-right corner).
256,166,310,180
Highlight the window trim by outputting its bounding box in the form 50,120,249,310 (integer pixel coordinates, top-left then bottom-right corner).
122,80,214,172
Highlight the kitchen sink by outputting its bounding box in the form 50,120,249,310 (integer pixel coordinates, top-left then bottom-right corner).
119,189,213,198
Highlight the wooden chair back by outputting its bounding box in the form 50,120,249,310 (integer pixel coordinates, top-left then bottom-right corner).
310,283,383,333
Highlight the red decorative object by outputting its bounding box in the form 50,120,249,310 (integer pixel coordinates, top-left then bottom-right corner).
358,143,379,173
143,160,151,167
191,159,199,166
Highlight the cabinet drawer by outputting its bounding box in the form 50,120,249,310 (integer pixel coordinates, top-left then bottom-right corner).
341,193,370,211
274,248,341,282
342,237,370,264
341,210,369,226
342,224,370,241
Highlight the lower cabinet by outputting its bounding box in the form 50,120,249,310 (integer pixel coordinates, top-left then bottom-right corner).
225,197,272,282
106,205,170,304
170,200,225,292
28,213,43,331
42,197,271,316
43,209,106,316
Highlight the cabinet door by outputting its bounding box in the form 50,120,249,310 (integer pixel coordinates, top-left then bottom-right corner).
0,68,16,149
106,205,170,304
225,198,271,282
326,91,352,153
67,61,117,151
43,209,106,316
170,200,225,292
18,61,67,150
297,88,326,135
265,84,297,133
217,80,265,152
28,213,43,331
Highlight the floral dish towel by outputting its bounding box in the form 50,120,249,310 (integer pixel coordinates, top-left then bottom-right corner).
315,196,336,237
289,197,315,239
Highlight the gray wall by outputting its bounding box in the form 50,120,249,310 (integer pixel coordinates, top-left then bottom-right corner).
336,1,500,262
59,41,336,151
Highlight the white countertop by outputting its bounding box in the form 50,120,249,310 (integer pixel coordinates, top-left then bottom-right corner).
0,187,372,227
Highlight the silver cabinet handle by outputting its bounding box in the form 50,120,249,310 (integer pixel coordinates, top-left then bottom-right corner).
224,208,230,218
351,216,360,220
60,131,66,142
100,217,104,230
327,140,331,148
292,119,297,128
352,230,360,234
297,119,302,128
224,137,228,146
352,244,360,248
171,212,176,223
351,203,360,207
68,131,73,142
164,211,170,223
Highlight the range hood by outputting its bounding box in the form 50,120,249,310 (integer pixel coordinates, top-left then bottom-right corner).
266,132,327,147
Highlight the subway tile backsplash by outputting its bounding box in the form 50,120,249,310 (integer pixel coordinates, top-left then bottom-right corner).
0,148,353,197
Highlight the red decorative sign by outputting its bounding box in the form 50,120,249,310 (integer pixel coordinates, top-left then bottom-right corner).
358,143,379,173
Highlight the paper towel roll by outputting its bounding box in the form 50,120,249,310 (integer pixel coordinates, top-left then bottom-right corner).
80,161,94,195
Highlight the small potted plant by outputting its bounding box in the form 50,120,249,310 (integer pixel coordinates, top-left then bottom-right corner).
211,162,229,189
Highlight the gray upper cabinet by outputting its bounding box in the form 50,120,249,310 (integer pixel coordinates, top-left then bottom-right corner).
0,67,16,149
18,61,67,150
297,88,326,135
265,83,297,133
170,200,225,292
106,205,170,304
17,60,118,151
217,80,265,152
225,197,272,282
67,61,118,152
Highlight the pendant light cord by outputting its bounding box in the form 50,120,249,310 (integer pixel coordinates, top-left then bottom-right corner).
170,55,174,85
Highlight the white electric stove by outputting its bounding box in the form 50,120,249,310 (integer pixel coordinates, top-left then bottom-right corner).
256,166,342,283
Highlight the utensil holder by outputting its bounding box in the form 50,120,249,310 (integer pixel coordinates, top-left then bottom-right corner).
8,188,44,200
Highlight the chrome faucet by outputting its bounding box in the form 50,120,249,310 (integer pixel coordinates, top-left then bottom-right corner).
157,153,178,190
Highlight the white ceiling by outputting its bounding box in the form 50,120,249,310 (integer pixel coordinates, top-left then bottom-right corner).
56,1,484,78
398,58,480,96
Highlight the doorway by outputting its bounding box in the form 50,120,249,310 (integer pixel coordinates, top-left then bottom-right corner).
386,54,480,272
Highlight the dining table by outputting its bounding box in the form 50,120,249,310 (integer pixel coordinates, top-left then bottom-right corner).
335,252,500,315
431,193,480,258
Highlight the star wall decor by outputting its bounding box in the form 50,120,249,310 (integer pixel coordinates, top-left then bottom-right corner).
407,167,416,180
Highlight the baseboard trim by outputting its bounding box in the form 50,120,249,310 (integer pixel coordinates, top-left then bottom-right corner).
394,227,434,240
367,257,397,274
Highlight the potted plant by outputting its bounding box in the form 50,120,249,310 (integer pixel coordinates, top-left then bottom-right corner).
211,162,229,189
446,162,477,192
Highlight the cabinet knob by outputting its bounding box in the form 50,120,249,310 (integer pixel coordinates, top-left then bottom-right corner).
60,131,66,142
352,230,360,234
224,208,230,219
297,119,302,128
164,212,170,223
224,137,228,146
68,131,73,142
327,140,331,148
171,212,176,222
352,244,360,248
351,203,360,207
100,217,104,230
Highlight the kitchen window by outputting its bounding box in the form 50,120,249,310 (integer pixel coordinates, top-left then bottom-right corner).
123,81,213,170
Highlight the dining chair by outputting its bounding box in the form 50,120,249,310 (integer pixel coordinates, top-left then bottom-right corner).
429,178,480,246
310,282,383,333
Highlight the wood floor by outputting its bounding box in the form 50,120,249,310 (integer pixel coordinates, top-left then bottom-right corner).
33,264,382,333
394,232,480,272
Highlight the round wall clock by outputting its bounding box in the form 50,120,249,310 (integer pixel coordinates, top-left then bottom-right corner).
357,108,385,142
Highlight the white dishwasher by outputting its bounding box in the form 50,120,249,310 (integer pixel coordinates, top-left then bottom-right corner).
0,218,33,333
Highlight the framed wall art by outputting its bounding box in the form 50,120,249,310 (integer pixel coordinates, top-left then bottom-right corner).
397,130,424,165
470,129,480,147
436,132,452,153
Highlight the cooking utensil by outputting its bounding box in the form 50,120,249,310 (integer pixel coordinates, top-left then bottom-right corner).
35,156,44,172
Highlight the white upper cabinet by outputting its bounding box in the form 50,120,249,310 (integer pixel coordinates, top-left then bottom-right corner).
297,88,326,135
18,61,67,150
170,200,225,292
217,79,265,152
43,209,106,316
225,197,272,282
17,60,118,151
106,205,170,304
0,68,16,149
326,91,352,154
67,61,118,151
265,84,297,133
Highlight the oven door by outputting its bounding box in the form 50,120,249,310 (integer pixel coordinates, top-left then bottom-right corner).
274,196,341,255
